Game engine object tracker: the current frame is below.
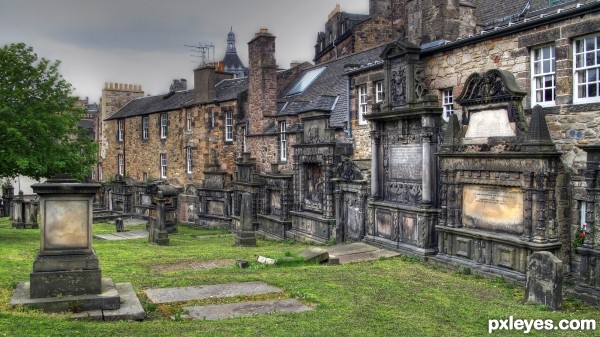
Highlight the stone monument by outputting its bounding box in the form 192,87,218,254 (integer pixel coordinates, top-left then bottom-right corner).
236,192,257,246
11,175,120,312
149,191,169,245
525,251,563,310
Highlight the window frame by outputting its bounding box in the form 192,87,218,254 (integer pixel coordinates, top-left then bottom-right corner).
375,81,384,103
117,119,124,142
280,122,287,162
142,116,149,140
358,84,368,125
160,153,167,179
186,109,192,132
531,44,556,107
160,113,168,139
225,110,234,142
442,89,454,121
185,147,192,174
573,34,600,104
117,154,124,176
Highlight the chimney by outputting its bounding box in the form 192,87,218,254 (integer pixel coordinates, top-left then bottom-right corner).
193,65,216,103
248,28,277,134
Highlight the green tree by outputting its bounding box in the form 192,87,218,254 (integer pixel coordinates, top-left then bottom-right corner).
0,43,97,181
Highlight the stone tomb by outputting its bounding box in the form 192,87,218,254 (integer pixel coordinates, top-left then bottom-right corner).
435,70,566,281
364,41,441,256
10,175,133,314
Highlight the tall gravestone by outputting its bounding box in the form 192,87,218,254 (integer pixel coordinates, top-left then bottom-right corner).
364,40,441,256
236,192,257,246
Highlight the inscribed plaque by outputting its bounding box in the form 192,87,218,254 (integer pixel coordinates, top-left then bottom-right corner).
389,145,422,180
464,109,515,144
44,200,88,250
462,185,523,234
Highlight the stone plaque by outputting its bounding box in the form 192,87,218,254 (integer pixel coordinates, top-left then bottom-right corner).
464,109,515,144
208,200,224,216
271,191,281,216
376,209,393,238
389,145,422,180
141,194,151,205
463,185,523,234
44,200,88,250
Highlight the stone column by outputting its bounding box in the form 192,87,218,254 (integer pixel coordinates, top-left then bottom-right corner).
236,192,257,246
371,131,380,199
421,117,434,206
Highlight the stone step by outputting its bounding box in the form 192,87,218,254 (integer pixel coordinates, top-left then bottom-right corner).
71,283,145,321
144,282,282,304
182,299,311,320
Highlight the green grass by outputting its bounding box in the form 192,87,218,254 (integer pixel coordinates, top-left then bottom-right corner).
0,217,598,337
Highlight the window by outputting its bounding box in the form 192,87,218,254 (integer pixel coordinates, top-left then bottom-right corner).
375,81,384,103
186,110,192,132
185,147,192,174
208,108,215,129
225,110,233,141
160,113,168,139
574,35,600,103
286,67,325,96
117,119,124,142
142,116,149,140
531,45,555,106
358,84,368,125
442,89,454,121
117,154,124,175
280,122,287,161
242,124,248,153
160,154,167,179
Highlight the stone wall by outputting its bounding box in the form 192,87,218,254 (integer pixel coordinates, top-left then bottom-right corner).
104,101,239,187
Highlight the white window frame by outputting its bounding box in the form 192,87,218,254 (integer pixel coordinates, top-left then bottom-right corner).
185,147,192,174
225,110,233,142
280,122,287,162
375,81,384,103
442,89,454,122
160,153,167,179
242,124,248,153
117,119,124,142
160,113,168,139
574,34,600,104
358,84,368,125
186,109,192,132
142,116,149,140
531,45,556,107
117,154,124,175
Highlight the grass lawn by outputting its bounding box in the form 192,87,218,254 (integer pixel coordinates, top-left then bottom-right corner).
0,217,597,337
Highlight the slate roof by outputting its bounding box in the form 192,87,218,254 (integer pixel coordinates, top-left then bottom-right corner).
223,53,247,72
278,44,386,128
107,90,194,120
107,77,247,121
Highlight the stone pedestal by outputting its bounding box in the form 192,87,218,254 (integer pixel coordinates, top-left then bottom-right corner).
11,175,121,312
236,192,256,247
149,191,169,245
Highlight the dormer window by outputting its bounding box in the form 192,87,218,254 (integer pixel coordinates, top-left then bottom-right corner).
286,67,325,96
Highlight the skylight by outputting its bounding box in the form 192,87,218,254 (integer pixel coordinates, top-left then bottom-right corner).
286,67,325,96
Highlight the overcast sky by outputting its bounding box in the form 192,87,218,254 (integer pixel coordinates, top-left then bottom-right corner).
0,1,369,103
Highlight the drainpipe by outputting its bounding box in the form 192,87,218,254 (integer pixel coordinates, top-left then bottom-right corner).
346,75,352,140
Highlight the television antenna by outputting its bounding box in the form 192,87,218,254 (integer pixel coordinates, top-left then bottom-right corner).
185,42,215,66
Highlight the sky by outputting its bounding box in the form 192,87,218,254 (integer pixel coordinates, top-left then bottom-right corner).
0,0,369,103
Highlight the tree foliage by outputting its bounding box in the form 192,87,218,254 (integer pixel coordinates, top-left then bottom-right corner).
0,43,97,181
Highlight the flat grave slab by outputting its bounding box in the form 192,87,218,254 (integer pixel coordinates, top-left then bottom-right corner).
325,243,400,264
144,282,282,304
151,259,235,273
182,299,312,320
71,283,145,321
94,230,148,241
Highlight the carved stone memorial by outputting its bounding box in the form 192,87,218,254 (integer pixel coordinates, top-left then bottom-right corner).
364,40,441,256
525,251,563,310
435,70,566,281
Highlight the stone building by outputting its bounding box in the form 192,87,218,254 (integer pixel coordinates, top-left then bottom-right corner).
101,0,600,305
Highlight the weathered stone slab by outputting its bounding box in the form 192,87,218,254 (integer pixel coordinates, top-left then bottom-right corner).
462,185,523,234
151,259,235,273
11,277,120,313
335,249,399,264
182,299,311,320
144,282,282,304
71,283,145,321
94,230,148,241
525,251,563,310
297,247,329,263
325,243,400,264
